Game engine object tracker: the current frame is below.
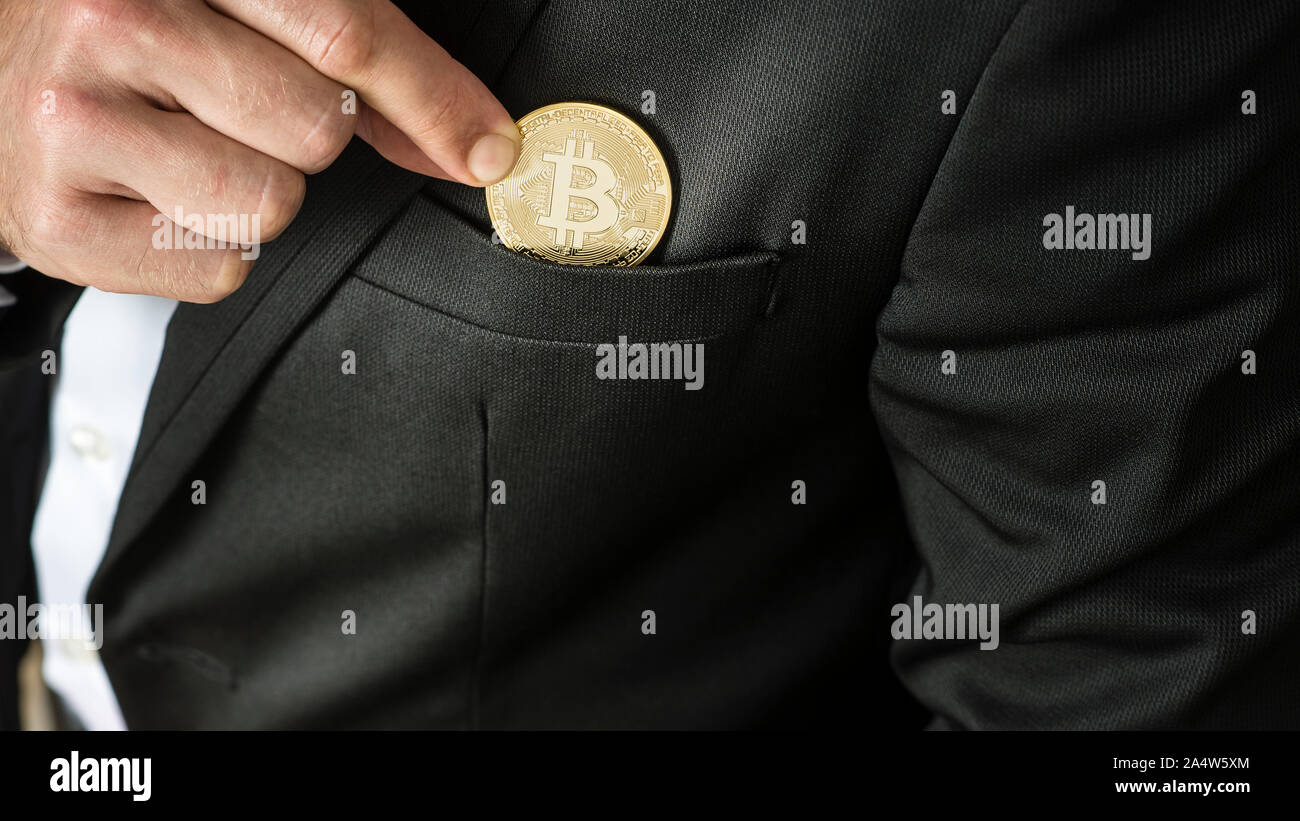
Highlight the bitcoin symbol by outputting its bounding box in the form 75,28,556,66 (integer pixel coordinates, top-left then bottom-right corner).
487,102,672,266
537,136,620,250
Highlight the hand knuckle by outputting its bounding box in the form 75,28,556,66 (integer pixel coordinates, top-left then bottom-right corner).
309,6,378,79
298,104,355,173
256,166,306,237
58,0,141,42
30,83,101,155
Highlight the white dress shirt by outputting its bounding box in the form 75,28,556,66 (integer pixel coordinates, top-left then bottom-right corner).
29,286,177,730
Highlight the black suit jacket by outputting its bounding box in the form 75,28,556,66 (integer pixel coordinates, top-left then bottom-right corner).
1,0,1296,729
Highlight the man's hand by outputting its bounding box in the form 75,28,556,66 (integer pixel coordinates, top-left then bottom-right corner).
0,0,520,302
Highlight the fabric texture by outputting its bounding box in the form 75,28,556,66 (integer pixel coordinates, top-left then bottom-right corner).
0,0,1294,729
873,0,1300,729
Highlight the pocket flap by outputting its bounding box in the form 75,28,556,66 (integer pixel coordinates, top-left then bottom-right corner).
350,193,783,344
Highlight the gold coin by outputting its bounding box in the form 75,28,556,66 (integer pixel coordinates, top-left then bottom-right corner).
486,102,672,266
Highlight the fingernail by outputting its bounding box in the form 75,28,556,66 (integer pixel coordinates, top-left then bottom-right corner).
212,253,252,299
467,132,519,185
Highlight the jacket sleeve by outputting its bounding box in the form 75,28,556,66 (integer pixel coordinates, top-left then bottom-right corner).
871,0,1300,729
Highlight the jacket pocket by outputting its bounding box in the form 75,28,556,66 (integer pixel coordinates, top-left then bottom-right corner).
349,191,783,344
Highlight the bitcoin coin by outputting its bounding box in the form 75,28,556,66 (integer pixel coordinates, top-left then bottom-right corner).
486,102,672,266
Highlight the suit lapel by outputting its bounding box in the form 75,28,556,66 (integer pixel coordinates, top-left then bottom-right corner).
92,145,425,596
90,0,549,599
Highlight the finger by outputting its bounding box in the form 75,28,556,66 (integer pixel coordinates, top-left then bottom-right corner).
68,100,305,246
29,191,253,303
354,101,450,179
124,2,357,174
207,0,520,185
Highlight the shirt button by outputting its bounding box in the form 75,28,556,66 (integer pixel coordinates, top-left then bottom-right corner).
68,424,111,462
